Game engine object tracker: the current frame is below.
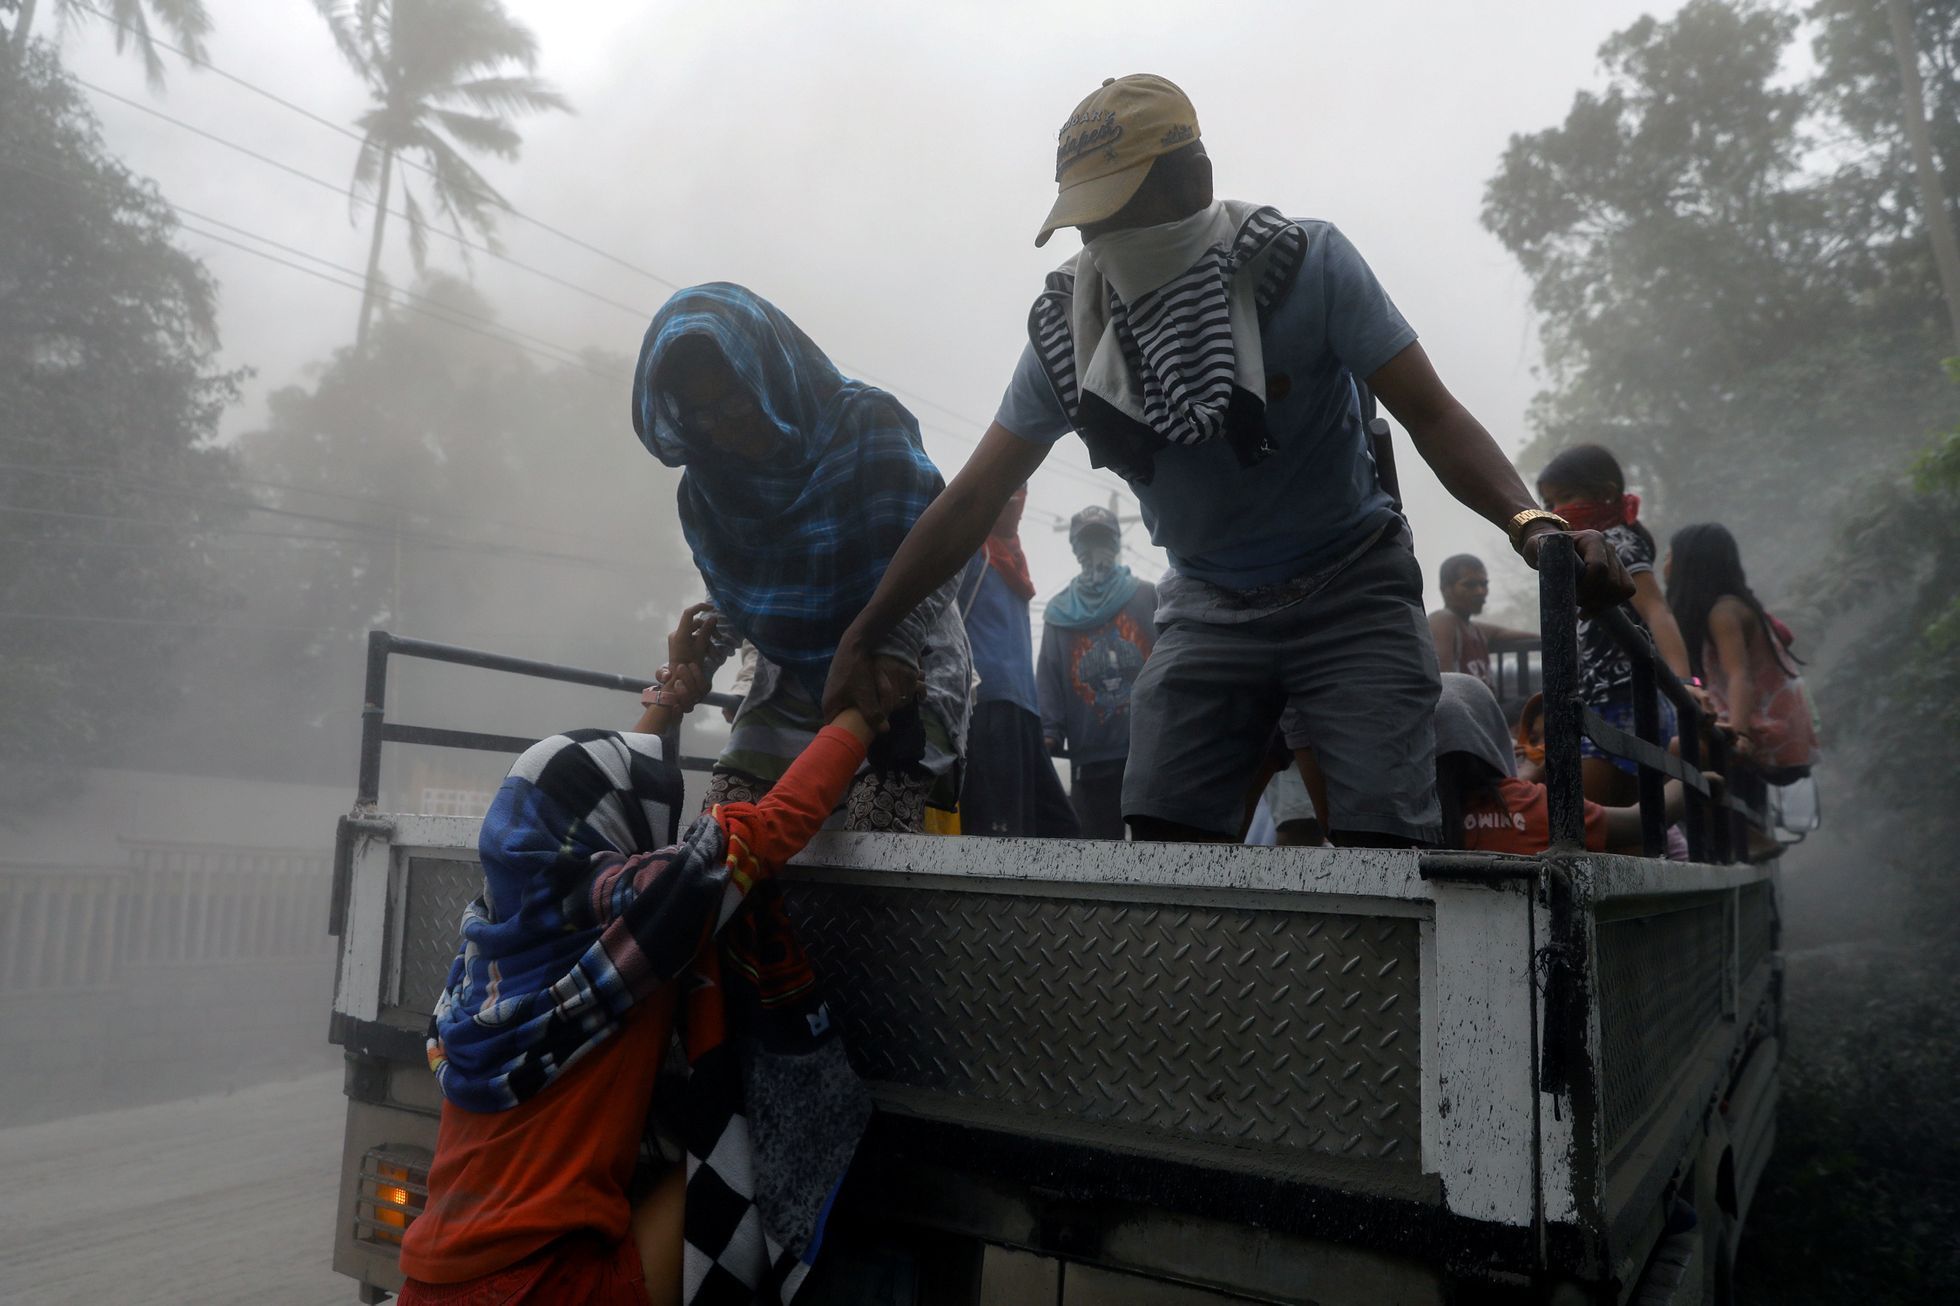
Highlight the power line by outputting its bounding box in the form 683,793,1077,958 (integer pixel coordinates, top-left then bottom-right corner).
0,439,659,560
0,502,698,578
0,148,615,377
0,530,363,553
66,70,1131,502
173,207,595,365
3,428,1078,569
0,609,352,632
72,77,653,321
173,219,616,380
65,0,690,295
0,608,673,650
58,59,1129,514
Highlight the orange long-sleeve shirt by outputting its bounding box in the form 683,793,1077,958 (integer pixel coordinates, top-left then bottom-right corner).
399,725,868,1284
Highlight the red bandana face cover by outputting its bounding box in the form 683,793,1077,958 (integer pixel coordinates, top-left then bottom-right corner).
1553,492,1641,535
983,486,1036,600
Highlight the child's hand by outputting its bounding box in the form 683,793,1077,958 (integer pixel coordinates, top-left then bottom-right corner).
1683,683,1716,719
659,662,709,712
667,603,717,669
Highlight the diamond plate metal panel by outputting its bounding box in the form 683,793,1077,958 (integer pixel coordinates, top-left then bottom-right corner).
785,883,1421,1169
394,857,481,1017
1736,880,1772,985
1596,899,1727,1147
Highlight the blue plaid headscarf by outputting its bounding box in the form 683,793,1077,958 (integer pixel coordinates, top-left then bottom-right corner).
632,284,944,688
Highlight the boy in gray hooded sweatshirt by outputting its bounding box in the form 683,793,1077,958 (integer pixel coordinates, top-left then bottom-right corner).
1038,505,1158,838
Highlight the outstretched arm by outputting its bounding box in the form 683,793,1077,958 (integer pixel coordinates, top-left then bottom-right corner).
732,672,918,865
1367,343,1633,613
632,601,719,733
1628,571,1694,683
823,423,1051,719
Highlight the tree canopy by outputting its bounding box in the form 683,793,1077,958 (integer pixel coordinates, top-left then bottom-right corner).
1482,0,1955,590
173,279,690,787
1794,364,1960,927
0,45,241,806
2,0,212,89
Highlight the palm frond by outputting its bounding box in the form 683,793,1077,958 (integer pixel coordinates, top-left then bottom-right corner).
306,0,372,78
430,107,521,158
441,73,569,118
390,0,561,106
421,0,539,70
117,7,170,90
55,0,211,89
420,128,506,216
355,101,424,154
146,0,210,52
416,129,506,251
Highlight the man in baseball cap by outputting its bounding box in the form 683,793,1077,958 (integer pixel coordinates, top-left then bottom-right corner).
1037,74,1201,248
826,74,1633,847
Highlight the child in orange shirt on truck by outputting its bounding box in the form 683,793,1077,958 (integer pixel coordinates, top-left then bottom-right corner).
399,607,913,1306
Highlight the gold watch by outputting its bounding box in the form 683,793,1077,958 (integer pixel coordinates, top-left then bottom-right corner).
1506,508,1571,552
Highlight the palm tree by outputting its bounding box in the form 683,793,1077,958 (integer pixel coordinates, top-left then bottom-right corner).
309,0,568,347
4,0,211,88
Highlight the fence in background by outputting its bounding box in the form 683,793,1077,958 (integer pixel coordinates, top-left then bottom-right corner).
0,842,331,996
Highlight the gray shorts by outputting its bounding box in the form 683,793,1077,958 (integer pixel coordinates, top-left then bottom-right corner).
1122,528,1443,842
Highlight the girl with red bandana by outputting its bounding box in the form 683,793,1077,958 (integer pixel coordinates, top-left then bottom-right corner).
1536,445,1710,808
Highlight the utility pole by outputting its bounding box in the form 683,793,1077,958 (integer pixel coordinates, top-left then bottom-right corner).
1887,0,1960,353
1051,489,1144,534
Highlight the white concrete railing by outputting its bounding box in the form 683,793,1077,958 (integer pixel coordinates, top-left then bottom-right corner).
0,842,332,995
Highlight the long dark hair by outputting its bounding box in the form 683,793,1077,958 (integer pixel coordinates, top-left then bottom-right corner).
1665,522,1796,679
1435,752,1507,851
1538,444,1655,554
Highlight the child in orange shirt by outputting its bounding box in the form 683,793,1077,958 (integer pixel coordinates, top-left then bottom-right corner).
399,625,913,1306
1435,673,1693,856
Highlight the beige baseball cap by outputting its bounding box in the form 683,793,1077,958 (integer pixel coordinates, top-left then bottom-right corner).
1036,74,1201,248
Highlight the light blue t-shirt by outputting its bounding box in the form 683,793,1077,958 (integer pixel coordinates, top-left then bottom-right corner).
995,219,1415,590
959,554,1041,714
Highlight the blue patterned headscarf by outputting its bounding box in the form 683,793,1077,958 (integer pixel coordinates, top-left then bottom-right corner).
631,284,944,687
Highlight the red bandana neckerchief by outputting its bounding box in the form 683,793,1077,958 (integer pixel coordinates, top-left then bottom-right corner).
1553,492,1641,535
983,490,1036,601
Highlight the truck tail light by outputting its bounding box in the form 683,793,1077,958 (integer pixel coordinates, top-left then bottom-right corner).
355,1145,431,1247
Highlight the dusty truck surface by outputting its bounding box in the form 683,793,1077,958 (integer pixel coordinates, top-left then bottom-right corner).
326,540,1782,1304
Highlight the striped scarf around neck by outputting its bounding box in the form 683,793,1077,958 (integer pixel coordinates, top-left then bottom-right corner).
1028,200,1307,484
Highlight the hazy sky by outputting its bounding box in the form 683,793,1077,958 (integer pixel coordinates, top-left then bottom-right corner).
64,0,1689,617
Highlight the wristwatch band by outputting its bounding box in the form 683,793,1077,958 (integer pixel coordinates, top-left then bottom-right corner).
1507,508,1571,551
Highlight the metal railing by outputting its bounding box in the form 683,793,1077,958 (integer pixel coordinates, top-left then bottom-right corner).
1535,534,1770,862
354,630,739,809
1486,635,1541,714
1,848,332,995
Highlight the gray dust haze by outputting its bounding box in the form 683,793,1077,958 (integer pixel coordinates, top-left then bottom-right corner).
4,0,1957,1299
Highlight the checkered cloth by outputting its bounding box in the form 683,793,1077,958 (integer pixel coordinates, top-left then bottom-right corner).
427,730,869,1303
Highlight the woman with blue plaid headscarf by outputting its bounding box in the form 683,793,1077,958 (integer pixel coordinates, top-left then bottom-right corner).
632,283,971,830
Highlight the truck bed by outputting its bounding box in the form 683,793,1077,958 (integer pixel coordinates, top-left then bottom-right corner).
329,820,1779,1304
